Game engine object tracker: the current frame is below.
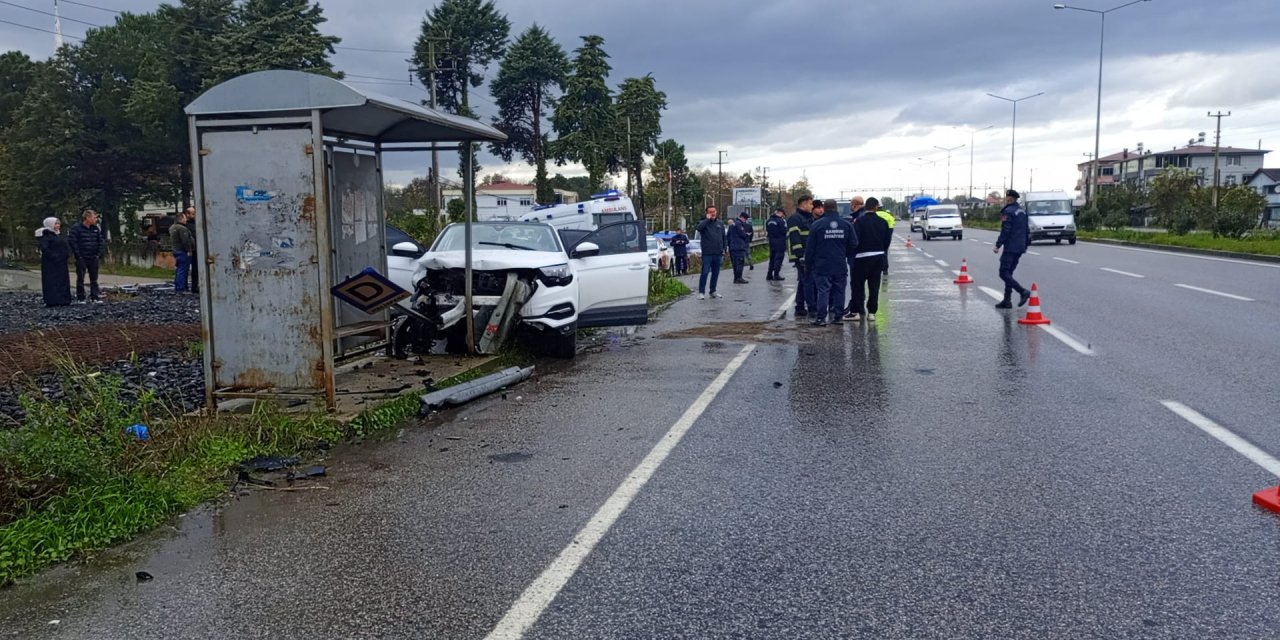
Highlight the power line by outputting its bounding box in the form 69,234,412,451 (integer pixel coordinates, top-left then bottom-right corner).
335,45,412,54
345,73,413,83
59,0,118,13
0,0,103,27
0,16,81,39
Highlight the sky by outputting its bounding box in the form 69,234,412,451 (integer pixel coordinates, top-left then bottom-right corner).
3,0,1279,202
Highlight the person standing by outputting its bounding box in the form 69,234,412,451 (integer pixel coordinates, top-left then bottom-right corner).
804,200,858,327
728,212,753,284
787,196,816,317
765,207,787,281
874,204,896,275
670,228,690,275
695,206,726,300
36,217,72,307
847,196,866,222
170,208,195,293
67,209,107,304
183,207,199,295
994,189,1032,309
846,197,892,322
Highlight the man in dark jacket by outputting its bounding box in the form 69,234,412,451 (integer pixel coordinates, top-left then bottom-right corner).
846,198,892,321
170,208,196,293
695,206,727,300
765,207,787,281
994,189,1032,309
787,196,816,317
670,229,690,275
728,212,753,284
183,207,199,295
67,209,107,304
804,202,858,326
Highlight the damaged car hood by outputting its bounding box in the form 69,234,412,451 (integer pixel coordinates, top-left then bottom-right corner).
415,249,568,271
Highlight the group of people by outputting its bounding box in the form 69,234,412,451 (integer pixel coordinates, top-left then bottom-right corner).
783,196,894,326
686,206,757,298
35,206,201,307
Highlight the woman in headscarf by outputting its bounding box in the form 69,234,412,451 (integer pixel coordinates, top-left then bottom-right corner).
36,216,72,307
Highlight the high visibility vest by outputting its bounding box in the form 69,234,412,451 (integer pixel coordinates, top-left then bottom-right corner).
875,209,896,228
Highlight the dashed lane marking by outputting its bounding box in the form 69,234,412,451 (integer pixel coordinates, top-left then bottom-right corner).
1100,267,1145,279
1163,401,1280,477
1174,284,1254,302
1028,251,1041,256
983,241,994,245
935,259,949,267
977,286,1095,356
923,252,934,258
1053,257,1080,264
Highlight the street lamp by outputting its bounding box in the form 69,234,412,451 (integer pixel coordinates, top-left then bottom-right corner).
956,125,994,207
1054,0,1152,203
987,92,1044,191
934,144,966,202
912,158,938,195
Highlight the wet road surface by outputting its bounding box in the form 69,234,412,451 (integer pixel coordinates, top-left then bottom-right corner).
2,237,1278,639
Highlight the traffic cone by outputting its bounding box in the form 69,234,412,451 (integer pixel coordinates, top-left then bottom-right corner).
953,258,974,285
905,237,914,248
1255,486,1280,515
1017,283,1051,325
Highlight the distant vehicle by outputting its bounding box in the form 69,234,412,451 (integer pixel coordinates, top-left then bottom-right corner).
518,190,638,232
646,235,673,272
919,204,963,241
1023,190,1078,245
910,211,924,232
386,224,427,307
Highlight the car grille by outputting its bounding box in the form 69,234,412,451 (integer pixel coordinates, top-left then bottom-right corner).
425,269,510,296
1042,226,1065,230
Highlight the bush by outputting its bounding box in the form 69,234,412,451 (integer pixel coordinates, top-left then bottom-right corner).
1077,207,1101,232
387,213,442,246
1102,210,1130,231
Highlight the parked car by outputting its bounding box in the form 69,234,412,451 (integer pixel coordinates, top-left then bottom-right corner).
390,221,649,358
386,224,427,308
646,235,674,272
910,211,924,232
920,204,963,241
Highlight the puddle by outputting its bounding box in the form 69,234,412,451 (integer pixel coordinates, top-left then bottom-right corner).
660,321,791,343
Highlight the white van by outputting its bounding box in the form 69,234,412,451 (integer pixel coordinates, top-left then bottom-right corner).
1022,191,1077,245
519,190,638,232
919,204,963,241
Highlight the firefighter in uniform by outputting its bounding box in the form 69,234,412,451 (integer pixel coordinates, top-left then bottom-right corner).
787,196,816,317
765,207,787,281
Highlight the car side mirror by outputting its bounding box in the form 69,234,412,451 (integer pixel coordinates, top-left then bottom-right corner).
573,241,600,258
392,241,421,257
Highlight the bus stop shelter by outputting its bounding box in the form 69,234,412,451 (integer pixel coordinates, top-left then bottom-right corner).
185,70,505,412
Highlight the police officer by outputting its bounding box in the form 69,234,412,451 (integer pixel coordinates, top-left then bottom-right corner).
804,201,857,326
670,228,690,275
765,207,787,281
787,196,816,317
994,189,1032,309
729,212,752,284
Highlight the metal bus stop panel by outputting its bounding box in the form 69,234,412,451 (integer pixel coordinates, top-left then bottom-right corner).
200,127,324,391
328,147,387,355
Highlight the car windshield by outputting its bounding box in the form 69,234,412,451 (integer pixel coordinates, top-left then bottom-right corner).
432,223,562,252
1027,200,1073,216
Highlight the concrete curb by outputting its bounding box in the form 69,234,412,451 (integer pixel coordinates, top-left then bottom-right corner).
1081,237,1280,264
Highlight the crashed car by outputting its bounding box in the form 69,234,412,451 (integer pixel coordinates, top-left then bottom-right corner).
388,220,649,358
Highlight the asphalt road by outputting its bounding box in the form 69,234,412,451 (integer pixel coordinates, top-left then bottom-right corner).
2,235,1278,639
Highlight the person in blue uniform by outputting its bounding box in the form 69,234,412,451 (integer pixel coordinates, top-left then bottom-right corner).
994,189,1032,309
670,228,690,275
803,202,858,326
765,207,787,281
787,196,816,317
729,212,753,284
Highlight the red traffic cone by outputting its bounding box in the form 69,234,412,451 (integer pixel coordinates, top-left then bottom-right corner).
1254,486,1280,515
1017,283,1051,325
953,258,974,285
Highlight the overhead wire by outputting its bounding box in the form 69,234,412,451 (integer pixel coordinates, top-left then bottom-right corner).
0,16,81,39
0,0,103,27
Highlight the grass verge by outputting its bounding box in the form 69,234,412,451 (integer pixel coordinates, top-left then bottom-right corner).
648,270,690,307
0,349,529,586
100,263,175,280
1077,229,1280,257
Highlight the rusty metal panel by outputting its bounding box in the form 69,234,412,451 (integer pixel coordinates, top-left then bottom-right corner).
328,147,387,354
198,126,324,391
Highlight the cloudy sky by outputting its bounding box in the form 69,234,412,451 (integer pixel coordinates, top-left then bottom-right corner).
3,0,1279,201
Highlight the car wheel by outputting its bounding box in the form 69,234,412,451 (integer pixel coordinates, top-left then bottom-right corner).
1069,238,1077,245
443,323,470,355
546,324,577,359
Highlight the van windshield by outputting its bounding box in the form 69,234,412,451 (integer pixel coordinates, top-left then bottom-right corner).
1027,200,1073,216
930,211,959,218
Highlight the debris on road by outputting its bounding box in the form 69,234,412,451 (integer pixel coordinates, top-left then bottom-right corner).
419,366,535,413
239,456,301,473
135,571,153,583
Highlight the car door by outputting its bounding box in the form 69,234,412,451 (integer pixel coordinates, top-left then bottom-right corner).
569,221,649,327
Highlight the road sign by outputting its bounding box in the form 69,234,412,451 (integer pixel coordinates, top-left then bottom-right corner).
732,187,762,205
331,267,408,314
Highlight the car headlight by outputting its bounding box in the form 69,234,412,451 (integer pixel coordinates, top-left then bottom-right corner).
538,263,573,287
1065,223,1076,230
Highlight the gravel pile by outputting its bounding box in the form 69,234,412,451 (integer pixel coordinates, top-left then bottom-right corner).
0,289,200,336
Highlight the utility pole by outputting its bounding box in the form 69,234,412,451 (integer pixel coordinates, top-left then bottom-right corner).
934,144,965,201
1029,168,1035,192
714,150,728,212
1208,110,1231,209
666,164,673,232
417,35,449,215
625,116,633,199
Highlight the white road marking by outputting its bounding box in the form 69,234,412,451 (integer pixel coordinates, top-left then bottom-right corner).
977,286,1094,355
1028,251,1041,256
487,296,791,639
970,239,981,243
1092,242,1280,270
1162,401,1280,477
1053,257,1080,264
923,252,934,258
1100,267,1145,279
935,259,949,267
1174,283,1254,302
983,241,994,245
770,292,797,320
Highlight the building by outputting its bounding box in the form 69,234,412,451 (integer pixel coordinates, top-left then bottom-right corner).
1116,145,1268,190
440,182,579,221
1076,150,1131,194
1245,168,1280,229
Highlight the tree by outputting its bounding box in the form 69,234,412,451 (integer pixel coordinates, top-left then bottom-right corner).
211,0,341,83
614,74,666,214
0,52,37,130
480,173,511,185
790,176,813,201
1214,185,1266,238
1094,184,1143,231
552,35,618,191
488,25,567,205
0,56,83,231
1150,169,1200,235
548,173,593,201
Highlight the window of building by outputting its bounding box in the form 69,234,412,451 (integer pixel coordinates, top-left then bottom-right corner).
1101,167,1114,176
496,198,508,206
1225,175,1237,186
1225,156,1242,166
519,198,533,206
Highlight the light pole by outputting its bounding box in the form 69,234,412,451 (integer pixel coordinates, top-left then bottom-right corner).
934,144,965,202
1054,0,1152,204
912,158,938,195
987,92,1044,191
956,125,994,207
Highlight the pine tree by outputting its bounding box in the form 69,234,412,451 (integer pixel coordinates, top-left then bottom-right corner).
489,25,568,204
614,74,666,215
212,0,341,83
552,35,618,192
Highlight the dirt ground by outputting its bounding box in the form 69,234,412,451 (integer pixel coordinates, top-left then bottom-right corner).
0,322,202,378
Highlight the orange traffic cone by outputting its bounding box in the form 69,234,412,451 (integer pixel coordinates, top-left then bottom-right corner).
1017,283,1051,325
1254,486,1280,515
953,258,974,284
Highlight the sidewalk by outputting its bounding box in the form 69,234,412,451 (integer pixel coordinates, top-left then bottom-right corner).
0,267,170,291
